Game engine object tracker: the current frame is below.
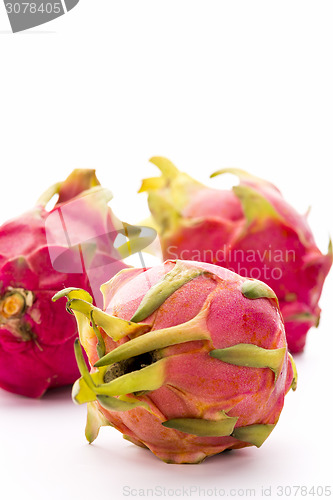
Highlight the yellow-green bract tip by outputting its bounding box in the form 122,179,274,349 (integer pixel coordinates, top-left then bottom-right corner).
52,287,93,303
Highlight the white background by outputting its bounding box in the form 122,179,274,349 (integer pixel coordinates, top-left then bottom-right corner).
0,2,332,499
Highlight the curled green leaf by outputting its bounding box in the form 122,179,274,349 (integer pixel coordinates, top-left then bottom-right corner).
233,184,280,225
131,261,210,323
96,394,150,412
232,423,276,447
241,280,277,300
95,307,210,368
90,310,106,358
65,297,150,342
162,411,238,437
85,402,112,444
72,377,96,405
210,343,286,382
52,287,93,304
73,339,95,392
95,358,167,397
288,353,298,391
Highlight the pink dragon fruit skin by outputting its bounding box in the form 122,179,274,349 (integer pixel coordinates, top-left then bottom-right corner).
0,170,128,398
54,259,297,464
139,157,332,353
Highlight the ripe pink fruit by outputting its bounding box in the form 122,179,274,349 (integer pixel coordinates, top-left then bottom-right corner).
54,260,297,464
140,157,332,353
0,170,128,398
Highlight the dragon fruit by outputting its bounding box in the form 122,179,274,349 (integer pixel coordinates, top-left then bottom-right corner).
139,157,332,353
54,259,297,464
0,169,131,398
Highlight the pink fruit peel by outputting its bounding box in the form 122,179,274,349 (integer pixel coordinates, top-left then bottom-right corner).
139,158,332,353
54,259,297,464
0,169,129,398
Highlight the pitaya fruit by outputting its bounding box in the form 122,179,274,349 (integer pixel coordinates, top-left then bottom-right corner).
139,157,332,353
0,169,133,398
54,259,297,464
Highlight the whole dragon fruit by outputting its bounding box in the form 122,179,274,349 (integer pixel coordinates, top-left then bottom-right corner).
139,157,332,353
54,260,297,464
0,169,131,398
